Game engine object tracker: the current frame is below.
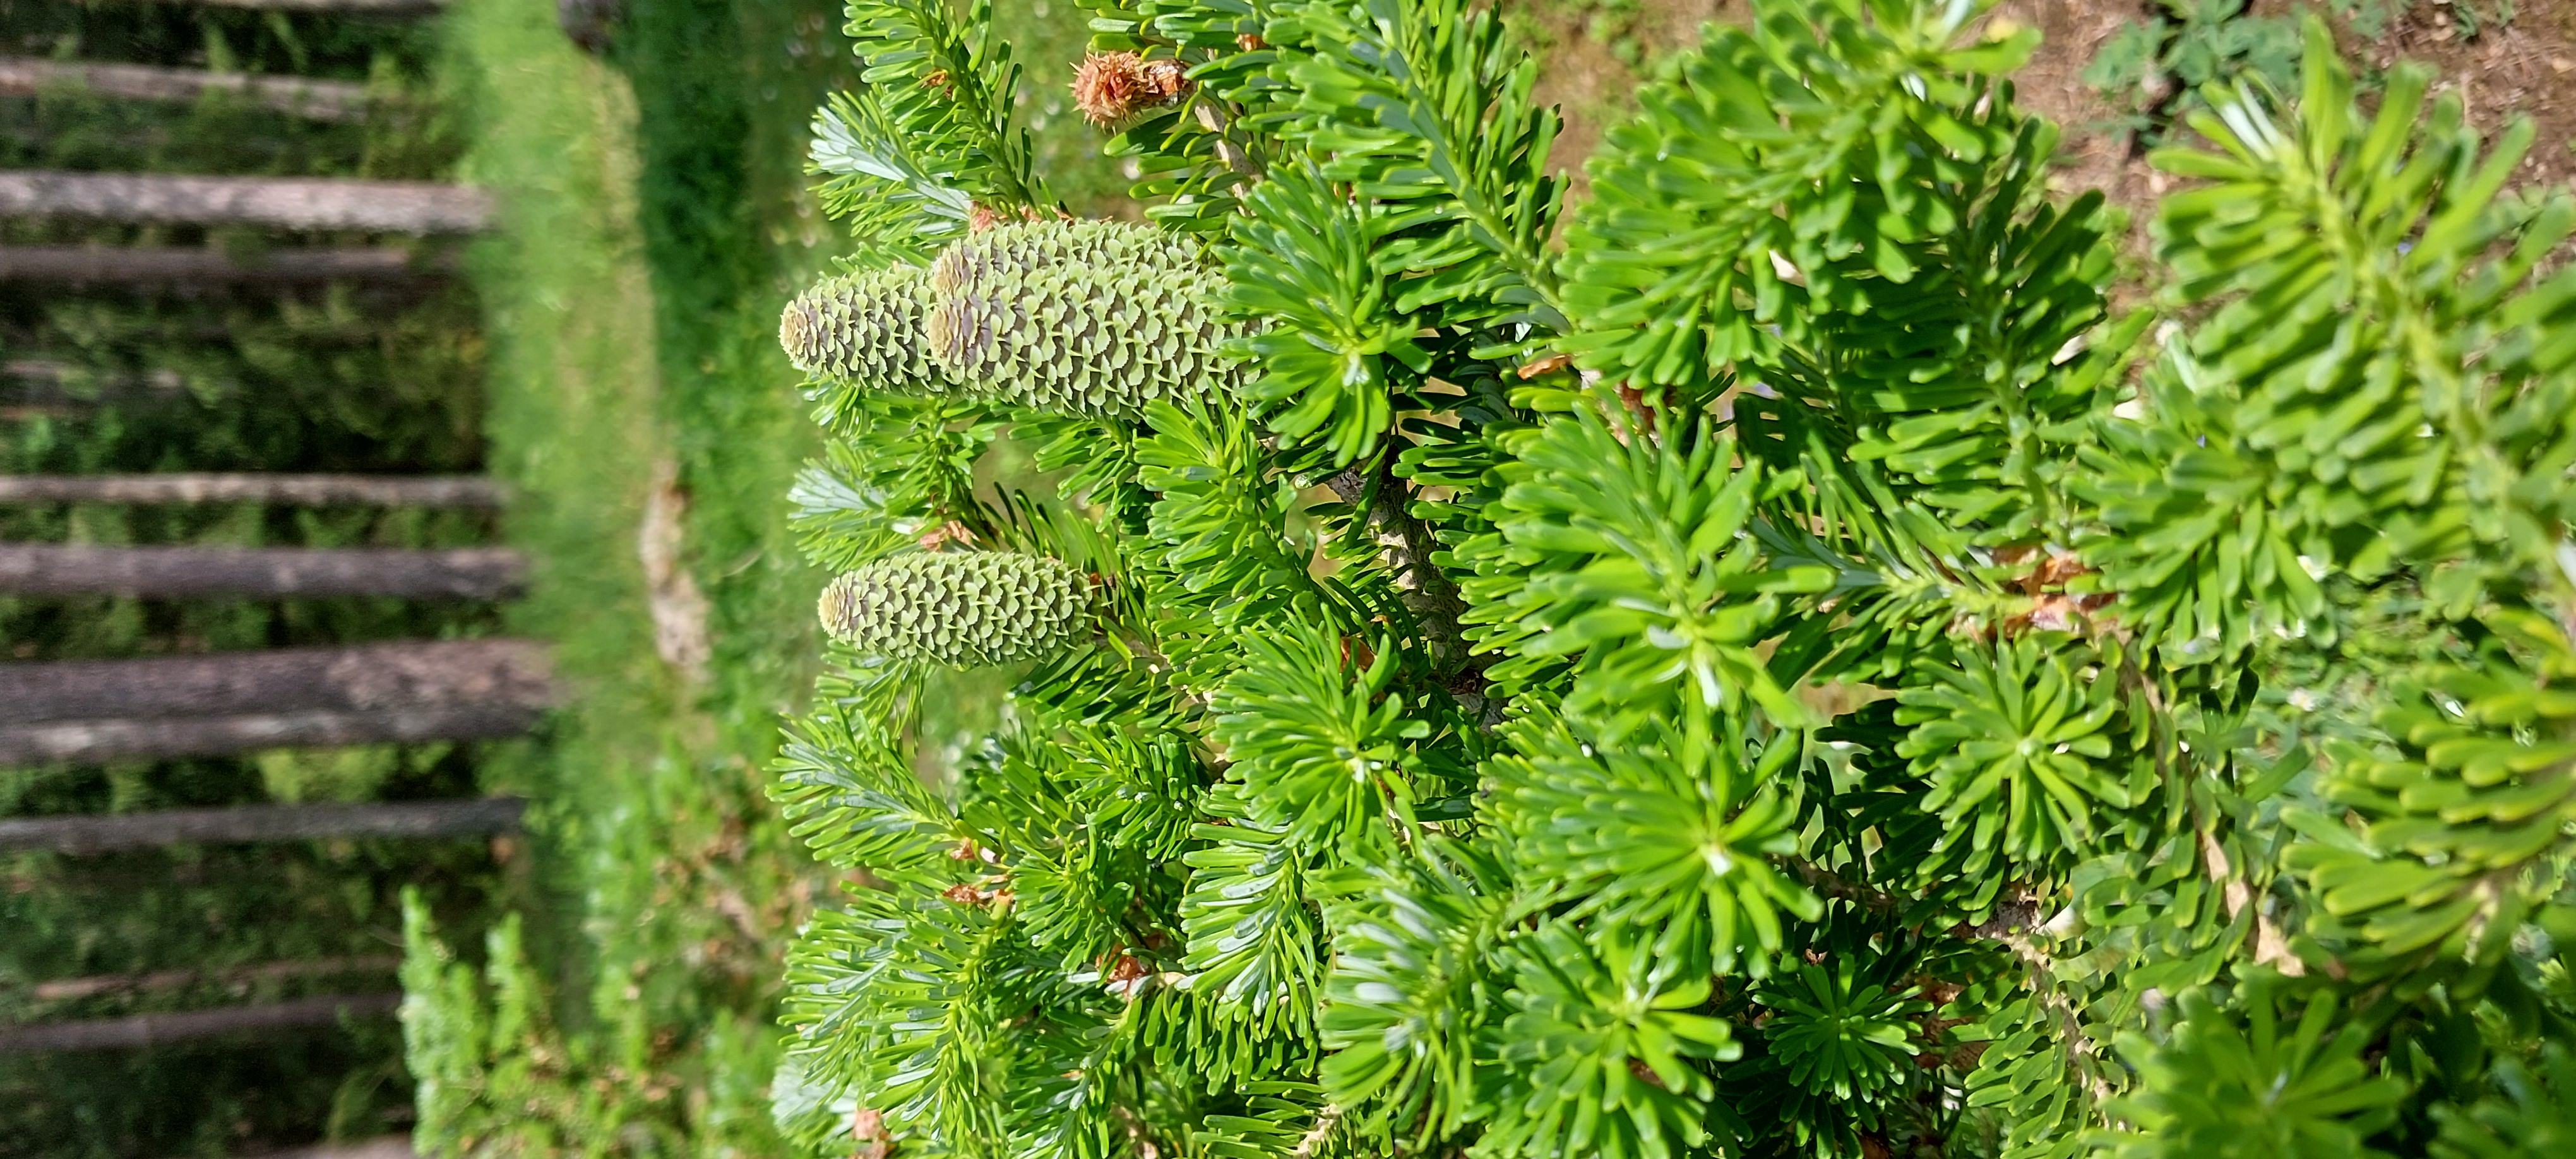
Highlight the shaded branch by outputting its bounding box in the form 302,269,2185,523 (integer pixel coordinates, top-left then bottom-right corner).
1324,458,1468,672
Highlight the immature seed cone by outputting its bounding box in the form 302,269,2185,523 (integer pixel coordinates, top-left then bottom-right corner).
927,217,1179,295
924,220,1238,419
1072,51,1191,127
780,265,954,398
819,552,1089,668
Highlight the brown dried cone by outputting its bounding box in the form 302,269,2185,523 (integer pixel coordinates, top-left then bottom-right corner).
818,551,1089,668
924,219,1238,419
1071,51,1191,128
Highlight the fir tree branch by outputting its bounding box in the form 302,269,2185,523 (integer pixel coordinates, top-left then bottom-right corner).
1324,458,1467,673
1291,1103,1344,1158
1190,99,1266,180
766,5,2576,1153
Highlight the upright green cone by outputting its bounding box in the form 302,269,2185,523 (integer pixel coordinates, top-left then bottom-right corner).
818,551,1088,667
925,220,1239,419
779,265,956,402
926,217,1183,296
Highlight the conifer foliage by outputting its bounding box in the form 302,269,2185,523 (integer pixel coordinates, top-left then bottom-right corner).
770,1,2576,1155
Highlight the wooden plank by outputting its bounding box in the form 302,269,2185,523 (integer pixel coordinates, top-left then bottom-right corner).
31,956,403,1002
0,798,527,855
0,545,527,600
0,473,506,508
151,0,445,11
0,172,493,234
0,639,553,725
0,245,449,284
0,708,545,766
0,57,373,121
0,994,403,1053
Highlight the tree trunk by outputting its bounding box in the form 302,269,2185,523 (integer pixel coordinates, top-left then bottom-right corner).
0,545,526,600
0,473,506,509
30,955,402,1002
0,798,526,855
0,244,450,285
0,992,402,1053
0,639,552,725
0,706,544,765
0,172,493,234
0,57,372,122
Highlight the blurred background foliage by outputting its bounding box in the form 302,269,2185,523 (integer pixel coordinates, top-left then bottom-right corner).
1,2,500,1155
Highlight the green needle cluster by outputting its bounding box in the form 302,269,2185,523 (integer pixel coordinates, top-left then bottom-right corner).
752,1,2576,1156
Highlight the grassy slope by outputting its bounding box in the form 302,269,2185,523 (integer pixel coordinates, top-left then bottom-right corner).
439,0,827,1146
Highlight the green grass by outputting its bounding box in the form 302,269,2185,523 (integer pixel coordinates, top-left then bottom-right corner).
430,0,833,1145
418,0,1142,1146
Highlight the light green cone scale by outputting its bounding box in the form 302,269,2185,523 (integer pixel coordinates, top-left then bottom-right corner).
778,265,956,400
818,551,1088,667
924,220,1239,419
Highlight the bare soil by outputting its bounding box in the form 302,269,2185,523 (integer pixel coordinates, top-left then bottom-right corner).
1516,0,2576,225
1522,0,1742,186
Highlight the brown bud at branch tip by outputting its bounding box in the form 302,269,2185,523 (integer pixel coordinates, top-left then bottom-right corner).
1073,51,1192,127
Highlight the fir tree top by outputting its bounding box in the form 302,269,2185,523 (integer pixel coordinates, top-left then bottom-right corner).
768,2,2576,1156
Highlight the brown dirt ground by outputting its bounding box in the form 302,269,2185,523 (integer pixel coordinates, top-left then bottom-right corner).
1522,0,1743,184
1515,0,2576,227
